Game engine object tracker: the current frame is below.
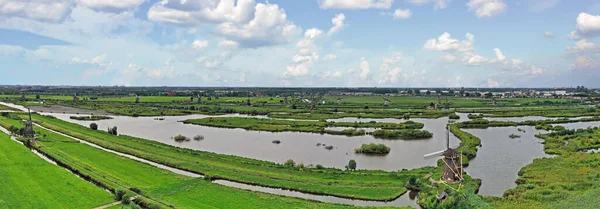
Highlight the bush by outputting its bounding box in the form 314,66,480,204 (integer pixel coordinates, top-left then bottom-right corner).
193,135,204,140
315,164,324,169
108,126,118,135
173,134,189,142
114,189,126,201
355,143,391,154
130,187,142,194
284,159,295,167
449,113,460,120
122,194,132,205
89,123,98,130
1,112,9,117
346,160,357,171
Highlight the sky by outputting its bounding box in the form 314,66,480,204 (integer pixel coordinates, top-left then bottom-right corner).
0,0,599,88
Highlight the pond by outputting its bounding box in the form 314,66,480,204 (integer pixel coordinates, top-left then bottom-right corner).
464,126,552,196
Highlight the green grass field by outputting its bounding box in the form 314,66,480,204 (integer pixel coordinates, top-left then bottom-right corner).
0,132,114,208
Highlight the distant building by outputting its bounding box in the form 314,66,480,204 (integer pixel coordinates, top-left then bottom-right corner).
328,91,343,96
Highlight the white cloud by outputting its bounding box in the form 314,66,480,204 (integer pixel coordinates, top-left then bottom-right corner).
327,13,346,36
283,28,324,78
214,3,300,47
424,32,489,66
322,71,343,79
493,48,506,61
572,13,600,38
148,0,255,26
205,58,222,68
467,0,507,17
148,1,298,48
423,32,473,52
78,0,145,13
530,65,544,76
392,9,412,19
487,78,500,87
377,52,403,84
192,40,209,50
219,40,239,50
71,54,110,66
566,39,600,54
465,54,487,66
318,0,393,9
568,31,582,40
0,0,73,23
359,57,371,80
544,31,555,38
323,54,337,61
407,0,450,10
569,55,600,70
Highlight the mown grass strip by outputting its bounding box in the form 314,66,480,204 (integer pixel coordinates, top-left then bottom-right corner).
0,132,114,208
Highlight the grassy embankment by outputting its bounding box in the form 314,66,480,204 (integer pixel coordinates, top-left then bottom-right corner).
0,131,114,208
0,103,19,111
0,116,404,209
182,117,425,137
13,113,434,201
370,129,433,140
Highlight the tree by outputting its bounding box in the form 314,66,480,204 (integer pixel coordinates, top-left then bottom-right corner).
346,160,357,171
291,104,297,109
407,89,414,95
35,94,40,100
426,90,431,96
460,87,465,96
449,90,455,95
89,123,98,130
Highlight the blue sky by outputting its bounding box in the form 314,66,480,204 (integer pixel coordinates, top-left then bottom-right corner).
0,0,599,87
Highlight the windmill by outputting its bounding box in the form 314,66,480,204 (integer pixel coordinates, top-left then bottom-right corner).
22,108,35,138
73,93,79,104
246,91,252,106
310,94,317,110
382,96,391,106
197,94,202,104
134,94,140,104
337,97,342,105
424,126,464,183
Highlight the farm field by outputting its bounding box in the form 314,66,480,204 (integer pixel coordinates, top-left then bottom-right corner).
0,132,114,208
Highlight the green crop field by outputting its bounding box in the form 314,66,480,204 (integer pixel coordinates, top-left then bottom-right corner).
0,132,114,208
0,104,19,111
0,115,407,209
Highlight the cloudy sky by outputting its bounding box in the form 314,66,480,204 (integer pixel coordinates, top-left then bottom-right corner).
0,0,599,87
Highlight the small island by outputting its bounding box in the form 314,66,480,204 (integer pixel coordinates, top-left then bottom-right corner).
370,129,433,140
355,143,391,155
69,115,113,121
509,134,521,139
